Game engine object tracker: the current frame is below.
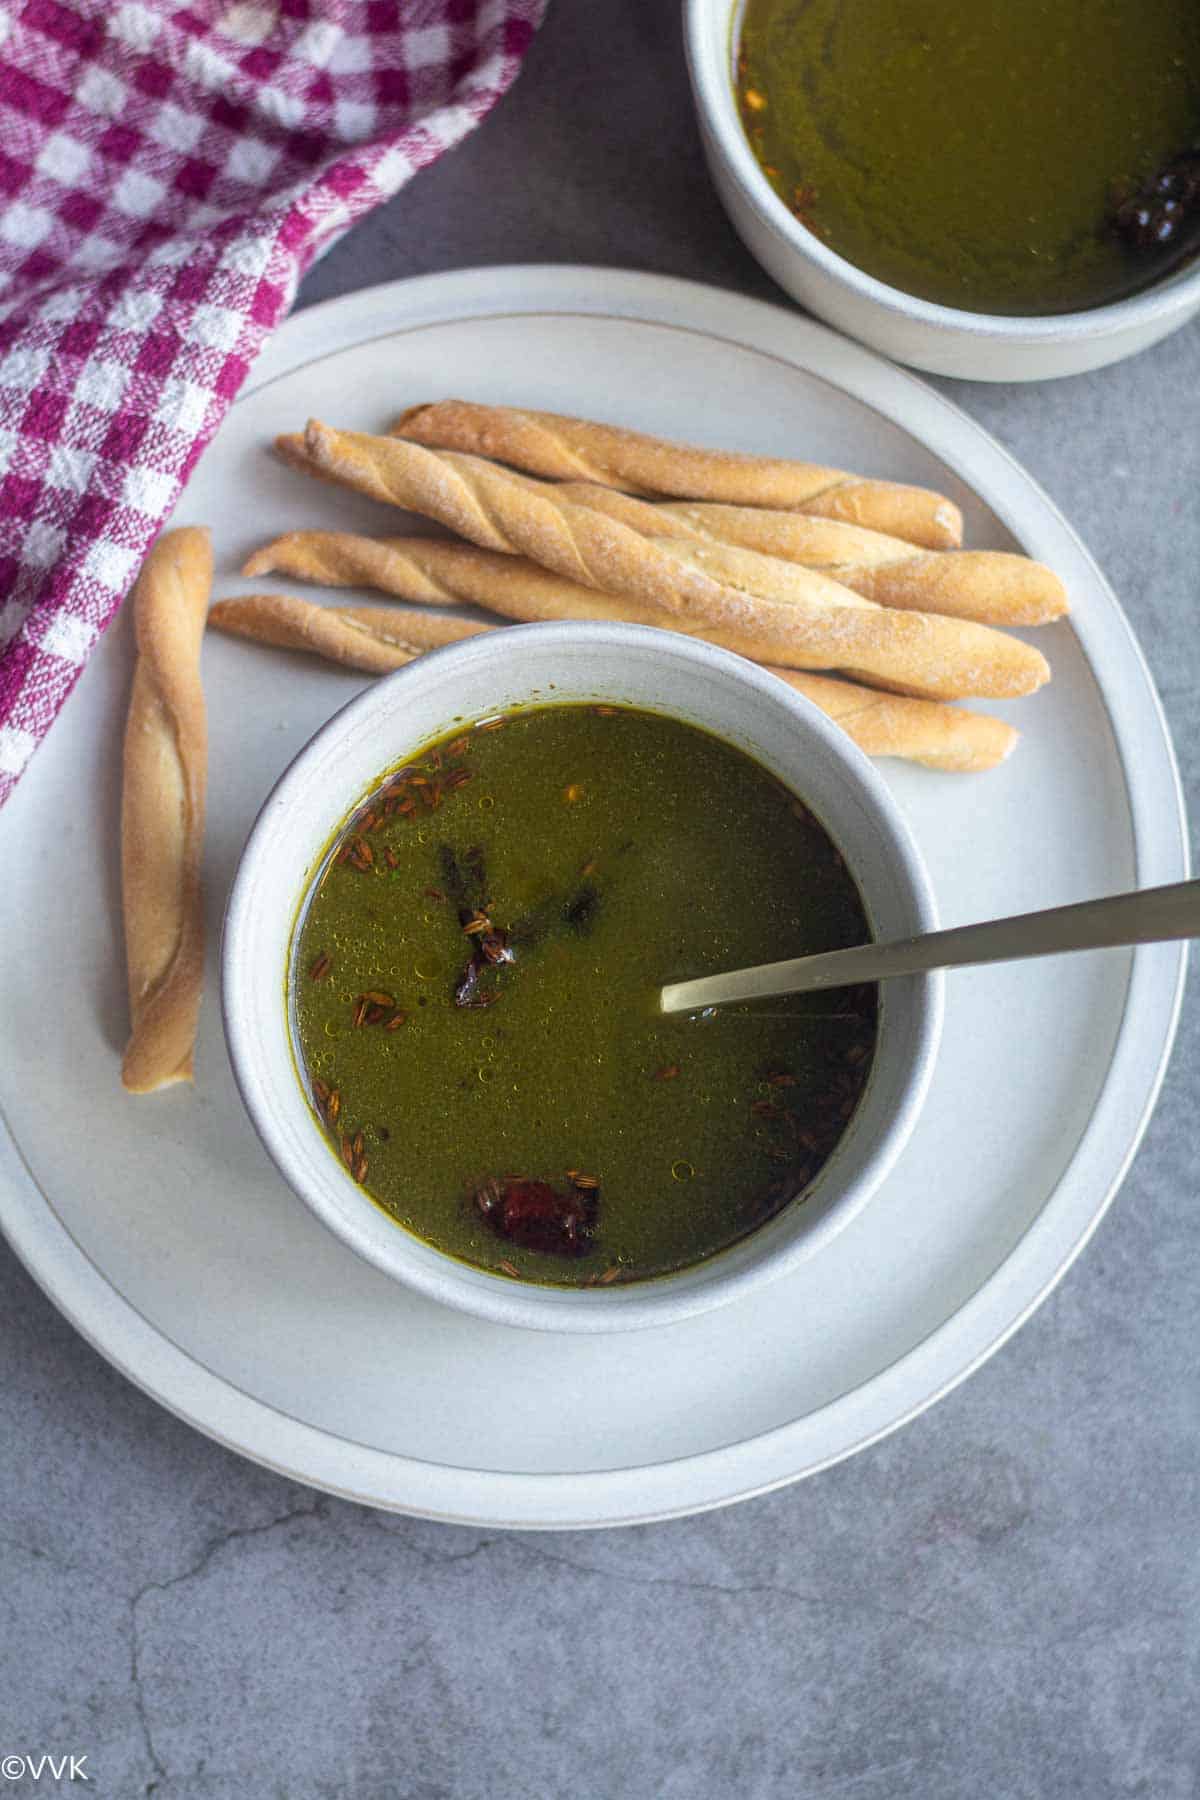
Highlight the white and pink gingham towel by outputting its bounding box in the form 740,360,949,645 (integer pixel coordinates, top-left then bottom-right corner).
0,0,546,808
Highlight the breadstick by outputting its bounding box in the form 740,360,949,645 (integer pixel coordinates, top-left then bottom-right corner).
390,400,963,549
244,530,735,638
258,498,881,615
245,526,880,627
247,518,1049,703
769,671,1017,771
121,527,211,1093
208,593,490,672
273,428,1048,699
211,588,1015,772
505,479,1066,626
279,423,789,627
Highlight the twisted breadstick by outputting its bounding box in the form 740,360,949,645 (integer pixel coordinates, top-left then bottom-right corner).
121,527,211,1093
244,530,746,643
655,504,1068,624
279,422,784,626
775,672,1016,771
501,478,1066,626
390,400,964,549
272,431,1048,700
254,499,882,617
246,529,865,649
208,594,489,671
211,589,1014,772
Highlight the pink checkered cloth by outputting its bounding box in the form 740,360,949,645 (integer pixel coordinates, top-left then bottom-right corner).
0,0,546,808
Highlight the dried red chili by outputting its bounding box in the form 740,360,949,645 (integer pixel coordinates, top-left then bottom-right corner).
474,1176,595,1257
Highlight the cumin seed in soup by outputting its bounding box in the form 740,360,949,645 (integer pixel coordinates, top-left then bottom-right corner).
291,705,877,1287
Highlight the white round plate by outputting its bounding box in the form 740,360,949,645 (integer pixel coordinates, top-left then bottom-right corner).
0,268,1187,1528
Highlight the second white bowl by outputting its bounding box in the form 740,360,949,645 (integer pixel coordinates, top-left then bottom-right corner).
684,0,1200,382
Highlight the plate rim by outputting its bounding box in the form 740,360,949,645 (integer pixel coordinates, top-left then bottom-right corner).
0,265,1188,1529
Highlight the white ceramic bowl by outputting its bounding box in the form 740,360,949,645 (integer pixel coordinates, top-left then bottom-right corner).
685,0,1200,382
222,624,943,1332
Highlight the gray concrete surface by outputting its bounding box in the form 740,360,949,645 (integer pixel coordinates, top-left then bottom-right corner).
3,3,1199,1795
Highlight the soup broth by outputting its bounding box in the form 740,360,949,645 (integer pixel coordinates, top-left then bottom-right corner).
737,0,1200,315
291,705,877,1286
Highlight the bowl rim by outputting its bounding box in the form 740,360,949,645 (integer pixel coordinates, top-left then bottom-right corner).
684,0,1200,343
221,622,944,1333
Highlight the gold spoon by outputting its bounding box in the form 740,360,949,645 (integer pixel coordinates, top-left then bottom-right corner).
660,878,1199,1014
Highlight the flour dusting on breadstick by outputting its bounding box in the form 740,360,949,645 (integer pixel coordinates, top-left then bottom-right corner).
120,526,211,1094
209,593,490,672
769,670,1018,771
517,483,1067,626
248,511,1049,702
280,423,781,635
389,400,964,549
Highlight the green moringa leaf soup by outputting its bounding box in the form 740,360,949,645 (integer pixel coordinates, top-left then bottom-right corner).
290,704,878,1288
737,0,1200,316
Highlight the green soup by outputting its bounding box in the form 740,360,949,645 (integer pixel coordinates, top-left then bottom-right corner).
737,0,1200,315
290,705,877,1287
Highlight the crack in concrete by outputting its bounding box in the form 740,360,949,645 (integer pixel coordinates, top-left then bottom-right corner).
127,1496,328,1793
486,1537,1187,1654
509,1538,981,1638
359,1515,500,1569
348,1517,979,1641
99,1491,1187,1797
128,1602,167,1799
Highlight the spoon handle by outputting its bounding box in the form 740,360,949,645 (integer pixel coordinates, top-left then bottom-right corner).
660,877,1200,1014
